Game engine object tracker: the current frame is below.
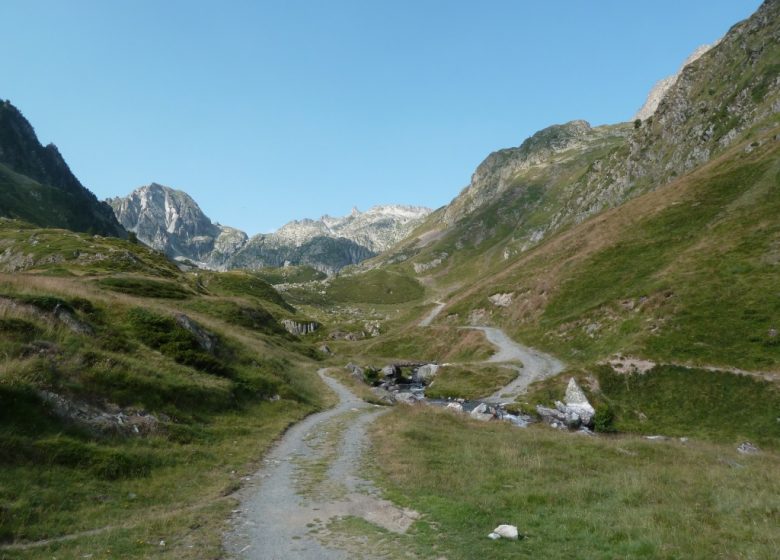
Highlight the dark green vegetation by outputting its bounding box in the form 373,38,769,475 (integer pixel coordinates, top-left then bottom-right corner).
95,277,193,299
197,270,293,311
0,222,329,557
0,101,125,237
327,269,424,304
368,407,780,560
250,265,327,285
425,365,517,400
597,366,780,448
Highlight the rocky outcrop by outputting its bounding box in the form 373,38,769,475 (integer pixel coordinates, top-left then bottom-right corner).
537,378,595,429
281,319,319,336
39,390,162,436
385,1,779,276
442,120,603,225
633,43,717,120
412,364,439,384
175,314,218,353
488,293,514,308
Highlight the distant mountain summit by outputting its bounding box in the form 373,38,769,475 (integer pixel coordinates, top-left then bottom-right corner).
108,183,431,272
0,100,125,237
273,205,431,253
107,183,247,266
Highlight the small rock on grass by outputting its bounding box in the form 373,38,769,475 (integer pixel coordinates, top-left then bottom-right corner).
488,524,520,540
737,441,760,454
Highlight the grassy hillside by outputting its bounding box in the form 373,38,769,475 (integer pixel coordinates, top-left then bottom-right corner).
441,126,780,371
0,221,329,557
327,269,425,304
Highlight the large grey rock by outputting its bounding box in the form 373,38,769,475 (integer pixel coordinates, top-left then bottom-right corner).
446,402,464,413
470,403,494,422
413,364,439,384
175,314,217,353
395,392,419,405
562,378,595,426
381,365,399,378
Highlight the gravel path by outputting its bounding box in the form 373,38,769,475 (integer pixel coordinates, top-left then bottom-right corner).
464,326,565,403
222,369,418,559
418,301,446,327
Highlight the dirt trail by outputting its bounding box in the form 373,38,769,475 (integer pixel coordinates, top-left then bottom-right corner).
418,301,445,327
463,326,565,403
418,300,565,403
222,369,418,559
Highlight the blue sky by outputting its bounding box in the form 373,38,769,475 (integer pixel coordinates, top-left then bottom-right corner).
2,0,761,234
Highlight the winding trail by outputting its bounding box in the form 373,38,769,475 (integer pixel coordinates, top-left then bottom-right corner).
419,299,565,403
222,369,418,559
418,301,446,327
464,326,565,403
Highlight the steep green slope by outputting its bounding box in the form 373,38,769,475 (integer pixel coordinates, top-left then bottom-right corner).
443,129,780,371
0,101,125,237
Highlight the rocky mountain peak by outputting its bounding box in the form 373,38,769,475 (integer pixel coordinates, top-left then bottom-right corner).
0,101,84,195
271,204,432,253
107,183,247,264
443,120,603,224
633,42,718,121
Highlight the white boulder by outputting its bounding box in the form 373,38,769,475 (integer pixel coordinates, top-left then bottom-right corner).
489,524,519,540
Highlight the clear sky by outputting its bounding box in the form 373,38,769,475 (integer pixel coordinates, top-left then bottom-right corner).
2,0,762,235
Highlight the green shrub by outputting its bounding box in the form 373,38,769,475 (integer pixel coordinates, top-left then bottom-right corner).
593,402,616,433
125,308,231,377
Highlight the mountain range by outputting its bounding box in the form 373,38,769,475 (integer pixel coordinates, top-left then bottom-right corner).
107,184,430,273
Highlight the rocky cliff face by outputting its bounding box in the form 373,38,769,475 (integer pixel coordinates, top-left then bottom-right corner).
633,43,717,121
0,100,126,237
109,184,430,272
107,183,248,264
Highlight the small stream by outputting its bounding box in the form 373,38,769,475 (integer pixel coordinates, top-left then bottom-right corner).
374,321,565,427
